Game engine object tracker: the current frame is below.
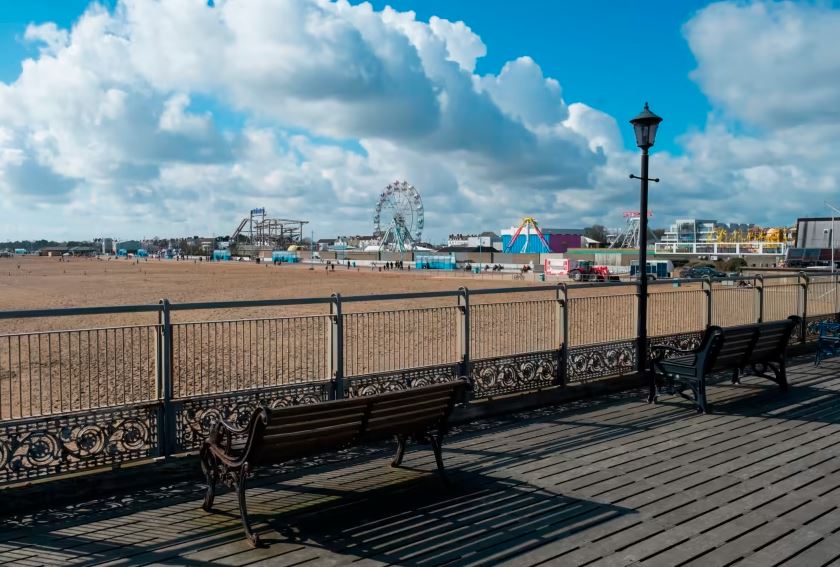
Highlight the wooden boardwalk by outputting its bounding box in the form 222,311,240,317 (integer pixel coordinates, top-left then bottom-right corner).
2,357,840,566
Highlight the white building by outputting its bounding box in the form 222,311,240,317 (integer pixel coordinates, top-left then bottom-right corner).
333,235,380,249
661,219,720,244
656,218,788,256
446,232,502,250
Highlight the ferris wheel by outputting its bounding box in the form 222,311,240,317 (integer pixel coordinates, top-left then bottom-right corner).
373,180,424,251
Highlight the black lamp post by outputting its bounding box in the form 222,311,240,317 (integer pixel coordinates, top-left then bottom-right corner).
629,102,662,374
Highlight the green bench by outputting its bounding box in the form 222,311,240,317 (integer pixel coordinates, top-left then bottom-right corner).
649,317,800,413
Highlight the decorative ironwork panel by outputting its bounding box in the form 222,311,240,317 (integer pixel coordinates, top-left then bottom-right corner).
346,364,460,397
174,382,330,452
470,350,561,398
648,332,705,361
805,315,839,342
0,404,159,486
567,340,636,383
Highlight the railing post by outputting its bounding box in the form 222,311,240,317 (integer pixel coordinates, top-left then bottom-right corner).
754,274,764,323
158,299,174,458
557,283,569,386
329,293,344,400
457,287,470,381
799,273,809,344
702,277,713,328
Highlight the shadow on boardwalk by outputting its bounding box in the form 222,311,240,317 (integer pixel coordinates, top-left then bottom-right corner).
1,357,840,565
264,474,633,566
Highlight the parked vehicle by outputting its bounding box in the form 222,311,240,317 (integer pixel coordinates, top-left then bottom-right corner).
630,260,673,280
568,260,611,282
679,265,726,279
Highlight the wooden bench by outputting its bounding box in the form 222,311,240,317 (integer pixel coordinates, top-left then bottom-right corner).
199,380,467,546
649,316,800,413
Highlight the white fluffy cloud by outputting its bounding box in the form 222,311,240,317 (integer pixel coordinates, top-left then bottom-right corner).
685,1,840,129
0,0,839,241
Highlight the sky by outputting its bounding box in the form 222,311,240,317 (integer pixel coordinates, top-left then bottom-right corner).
1,0,839,242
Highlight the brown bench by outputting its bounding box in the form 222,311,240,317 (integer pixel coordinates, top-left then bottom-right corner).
199,380,467,546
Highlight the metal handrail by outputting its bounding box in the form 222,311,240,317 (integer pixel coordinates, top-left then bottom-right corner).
169,297,332,311
0,304,162,320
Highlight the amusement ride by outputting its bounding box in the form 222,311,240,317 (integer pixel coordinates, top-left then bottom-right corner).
373,180,424,252
503,217,551,253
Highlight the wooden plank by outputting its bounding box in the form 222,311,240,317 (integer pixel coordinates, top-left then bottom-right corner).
0,359,838,567
776,532,840,567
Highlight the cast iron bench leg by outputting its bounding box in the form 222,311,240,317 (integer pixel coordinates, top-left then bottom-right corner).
698,378,709,414
391,435,407,468
647,361,658,403
200,445,217,512
235,464,260,547
429,433,448,483
778,360,789,392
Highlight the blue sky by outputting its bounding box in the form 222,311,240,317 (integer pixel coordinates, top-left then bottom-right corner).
0,1,113,76
1,0,710,155
0,0,839,240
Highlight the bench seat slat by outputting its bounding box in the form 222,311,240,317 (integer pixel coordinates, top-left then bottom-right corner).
368,396,451,417
261,421,364,444
263,398,368,420
263,404,368,427
364,414,446,437
257,434,359,462
365,390,454,410
367,408,446,431
366,382,458,402
368,406,448,425
264,413,368,435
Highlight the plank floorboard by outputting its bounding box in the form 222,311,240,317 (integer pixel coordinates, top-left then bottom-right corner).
2,357,840,566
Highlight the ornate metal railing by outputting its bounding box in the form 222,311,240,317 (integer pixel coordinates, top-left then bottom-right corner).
0,272,836,486
0,403,160,485
346,363,461,398
567,340,636,382
471,350,561,397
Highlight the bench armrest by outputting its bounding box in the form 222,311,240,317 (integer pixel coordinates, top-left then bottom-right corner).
208,417,250,455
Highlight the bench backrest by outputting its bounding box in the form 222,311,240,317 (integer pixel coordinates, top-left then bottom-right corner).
362,381,463,440
251,397,370,465
747,316,799,364
247,380,465,465
708,325,758,372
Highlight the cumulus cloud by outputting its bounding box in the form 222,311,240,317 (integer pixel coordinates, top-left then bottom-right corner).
428,16,486,73
1,0,839,241
685,1,840,129
0,0,608,240
23,22,69,55
479,57,567,129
